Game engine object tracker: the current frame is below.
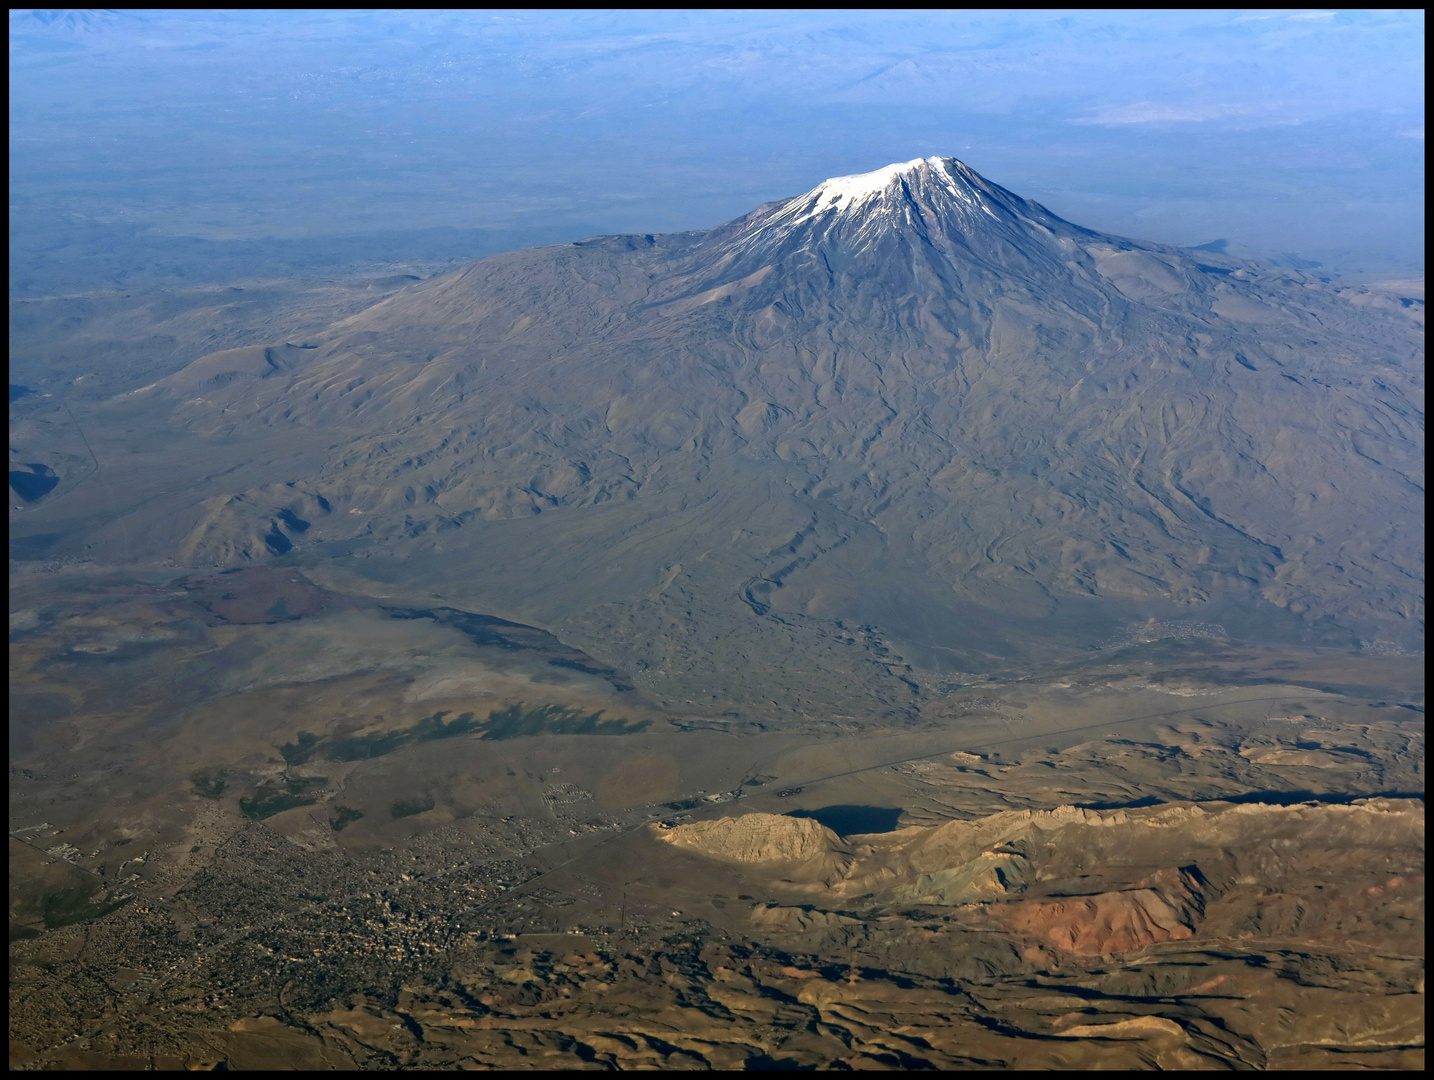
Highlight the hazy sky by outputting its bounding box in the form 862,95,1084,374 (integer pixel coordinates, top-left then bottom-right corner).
9,8,1425,283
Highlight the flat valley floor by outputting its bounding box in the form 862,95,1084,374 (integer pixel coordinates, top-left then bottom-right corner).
9,562,1424,1070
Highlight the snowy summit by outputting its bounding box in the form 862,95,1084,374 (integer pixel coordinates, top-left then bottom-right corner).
734,155,1050,258
810,157,941,208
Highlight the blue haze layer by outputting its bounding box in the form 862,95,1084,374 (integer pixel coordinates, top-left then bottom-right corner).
9,8,1424,291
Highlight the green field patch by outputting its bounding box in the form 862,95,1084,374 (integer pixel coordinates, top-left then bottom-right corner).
324,727,412,762
239,775,325,820
390,796,436,819
190,769,228,799
323,710,482,762
279,731,320,766
414,710,483,741
330,805,365,832
480,703,648,740
310,703,642,764
240,791,316,820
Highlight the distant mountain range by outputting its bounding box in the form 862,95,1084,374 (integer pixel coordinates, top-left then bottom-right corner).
13,156,1424,715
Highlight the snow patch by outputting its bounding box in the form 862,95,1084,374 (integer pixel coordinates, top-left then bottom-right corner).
755,155,996,236
814,157,937,205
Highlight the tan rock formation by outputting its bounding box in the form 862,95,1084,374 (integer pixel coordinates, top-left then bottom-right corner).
657,812,842,866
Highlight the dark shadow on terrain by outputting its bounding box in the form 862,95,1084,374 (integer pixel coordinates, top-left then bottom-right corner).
1072,636,1426,700
385,606,634,692
1078,795,1165,810
39,879,132,930
1044,864,1210,901
387,607,551,650
9,464,59,502
743,1054,816,1071
263,525,293,555
1080,791,1424,811
9,532,63,559
391,796,435,819
786,805,903,835
548,656,631,688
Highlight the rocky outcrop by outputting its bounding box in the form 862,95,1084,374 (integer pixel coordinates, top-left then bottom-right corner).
748,904,861,933
656,813,855,886
1000,866,1208,955
898,850,1031,905
662,798,1422,959
1239,746,1360,768
178,485,332,564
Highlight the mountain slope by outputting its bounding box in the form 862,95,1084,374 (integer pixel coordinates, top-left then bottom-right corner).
38,157,1427,711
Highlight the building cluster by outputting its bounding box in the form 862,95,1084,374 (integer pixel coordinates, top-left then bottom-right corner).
11,775,743,1061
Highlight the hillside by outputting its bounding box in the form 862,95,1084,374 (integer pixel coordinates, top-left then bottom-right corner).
12,157,1424,717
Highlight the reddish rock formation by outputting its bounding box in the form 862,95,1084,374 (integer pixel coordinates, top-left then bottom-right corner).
1001,866,1207,955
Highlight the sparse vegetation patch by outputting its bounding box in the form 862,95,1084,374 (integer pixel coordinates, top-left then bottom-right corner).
240,791,316,820
190,770,228,799
279,731,320,766
42,884,131,930
323,710,483,761
239,775,325,820
330,805,365,831
390,796,436,819
311,704,644,763
480,703,648,741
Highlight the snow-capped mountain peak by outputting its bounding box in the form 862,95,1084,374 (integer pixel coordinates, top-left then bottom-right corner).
800,157,938,216
768,156,1006,229
727,155,1074,269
